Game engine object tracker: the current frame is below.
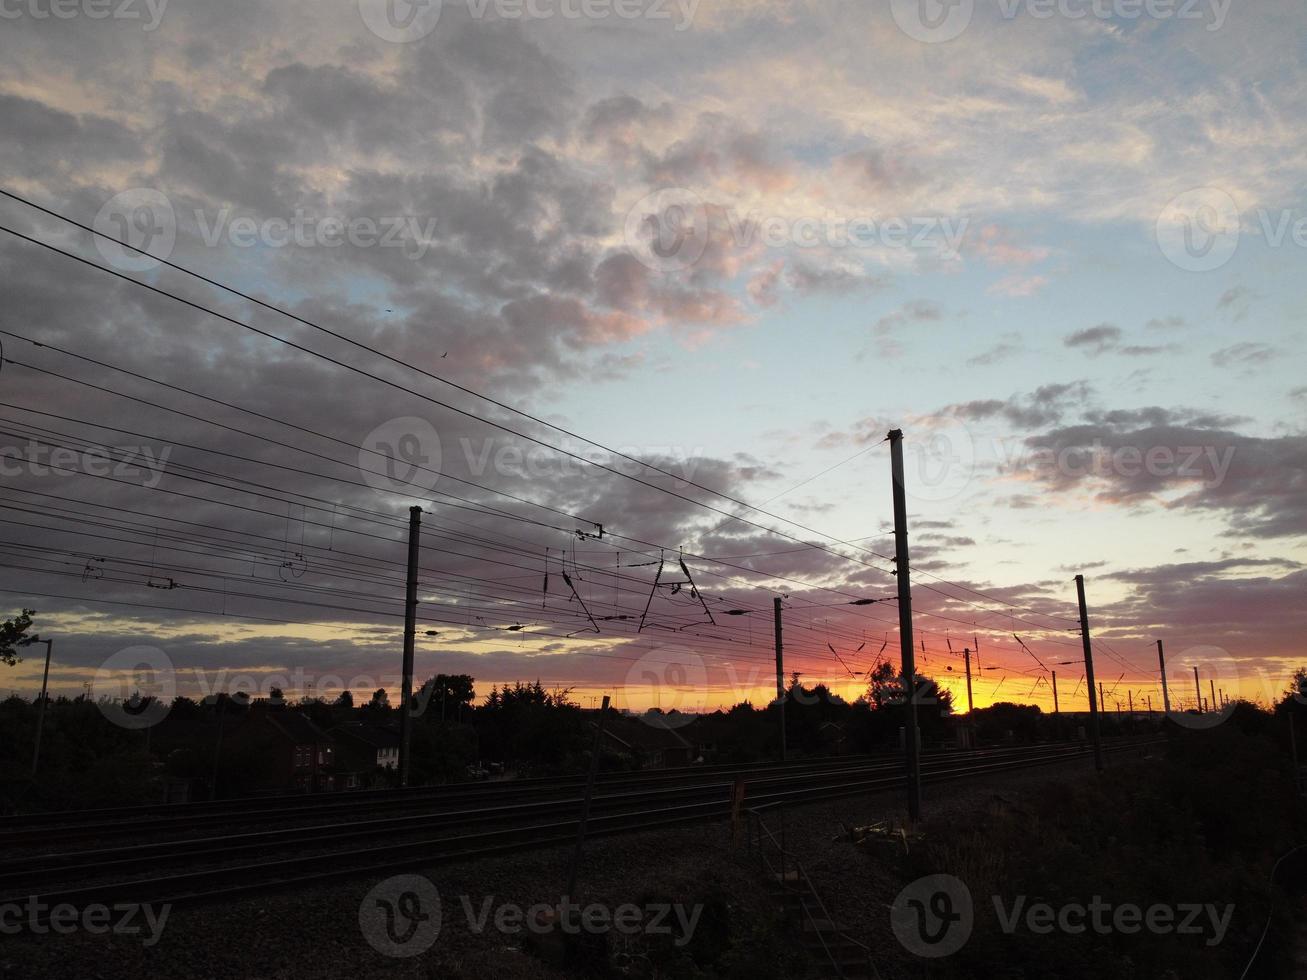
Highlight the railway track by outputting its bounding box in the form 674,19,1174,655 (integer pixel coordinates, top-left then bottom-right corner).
3,739,1142,845
1,736,1162,923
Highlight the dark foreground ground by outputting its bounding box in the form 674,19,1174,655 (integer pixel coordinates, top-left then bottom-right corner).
3,725,1303,979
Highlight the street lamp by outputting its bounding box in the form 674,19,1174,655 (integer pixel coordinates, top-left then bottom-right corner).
31,637,53,775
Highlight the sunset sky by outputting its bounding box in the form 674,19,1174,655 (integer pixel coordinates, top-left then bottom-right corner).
0,0,1303,718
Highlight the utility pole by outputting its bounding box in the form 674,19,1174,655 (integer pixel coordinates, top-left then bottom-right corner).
566,695,610,902
1193,666,1202,714
888,429,922,821
399,506,422,787
964,648,974,713
773,597,786,762
1075,575,1104,772
1157,640,1171,714
1052,670,1060,714
30,638,53,775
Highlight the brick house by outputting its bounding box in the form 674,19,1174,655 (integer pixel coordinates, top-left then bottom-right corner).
329,721,401,789
228,706,339,793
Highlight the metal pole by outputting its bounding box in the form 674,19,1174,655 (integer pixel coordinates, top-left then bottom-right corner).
210,701,226,799
774,597,786,762
888,429,922,820
1052,669,1060,714
1289,714,1302,797
1075,574,1104,772
1193,667,1202,714
399,505,421,787
30,638,53,775
1157,640,1171,714
964,648,974,713
566,695,610,901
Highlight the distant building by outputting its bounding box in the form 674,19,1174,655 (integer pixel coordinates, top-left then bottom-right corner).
329,721,401,788
228,705,338,793
592,711,696,768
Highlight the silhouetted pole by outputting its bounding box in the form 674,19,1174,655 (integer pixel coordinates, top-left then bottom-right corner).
1128,690,1133,716
773,597,786,762
1157,640,1171,714
1147,694,1153,716
1193,667,1202,714
1075,574,1104,772
210,700,226,799
889,429,922,820
399,506,421,787
30,638,53,775
1210,679,1217,713
566,694,609,901
1289,715,1302,796
964,648,974,713
1052,670,1060,714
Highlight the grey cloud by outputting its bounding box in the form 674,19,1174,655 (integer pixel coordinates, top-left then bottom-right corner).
1064,323,1121,356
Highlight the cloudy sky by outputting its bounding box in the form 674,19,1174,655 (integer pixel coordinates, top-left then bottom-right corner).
0,0,1303,716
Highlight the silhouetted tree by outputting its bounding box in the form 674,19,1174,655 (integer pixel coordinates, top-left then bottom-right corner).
0,608,38,667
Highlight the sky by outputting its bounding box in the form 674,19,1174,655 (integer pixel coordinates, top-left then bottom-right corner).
0,0,1304,719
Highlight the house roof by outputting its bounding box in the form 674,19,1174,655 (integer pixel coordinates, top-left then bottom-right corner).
594,712,694,753
258,710,335,745
329,721,401,749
